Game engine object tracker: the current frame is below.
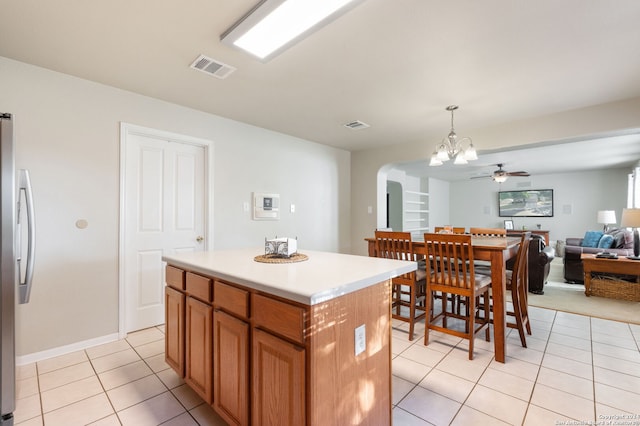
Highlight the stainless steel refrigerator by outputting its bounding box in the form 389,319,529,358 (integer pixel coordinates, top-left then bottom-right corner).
1,113,35,426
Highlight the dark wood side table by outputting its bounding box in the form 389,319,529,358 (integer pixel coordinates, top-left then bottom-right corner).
581,253,640,297
507,229,550,245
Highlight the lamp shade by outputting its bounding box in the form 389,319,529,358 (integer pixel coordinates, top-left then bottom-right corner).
620,208,640,228
596,210,616,225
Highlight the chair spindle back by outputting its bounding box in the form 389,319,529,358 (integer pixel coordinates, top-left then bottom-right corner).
424,233,475,292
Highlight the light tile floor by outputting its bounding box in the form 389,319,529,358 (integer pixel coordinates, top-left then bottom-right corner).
14,306,640,425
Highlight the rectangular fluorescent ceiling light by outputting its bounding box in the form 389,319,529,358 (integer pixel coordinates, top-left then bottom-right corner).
221,0,362,61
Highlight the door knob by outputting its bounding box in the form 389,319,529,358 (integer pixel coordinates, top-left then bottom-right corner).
196,236,204,243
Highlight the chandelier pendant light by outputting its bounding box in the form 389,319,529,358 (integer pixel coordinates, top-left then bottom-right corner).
429,105,478,166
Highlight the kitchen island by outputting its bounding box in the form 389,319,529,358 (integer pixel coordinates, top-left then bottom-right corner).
162,248,415,426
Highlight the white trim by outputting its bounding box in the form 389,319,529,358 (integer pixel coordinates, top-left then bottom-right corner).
16,333,120,366
118,123,214,338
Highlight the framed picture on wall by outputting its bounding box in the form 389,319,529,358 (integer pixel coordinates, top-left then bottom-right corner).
498,189,554,217
504,219,514,230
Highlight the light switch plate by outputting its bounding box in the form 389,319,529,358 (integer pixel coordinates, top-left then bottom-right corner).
355,324,366,356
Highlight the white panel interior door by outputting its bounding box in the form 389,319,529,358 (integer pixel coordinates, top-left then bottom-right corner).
124,132,206,332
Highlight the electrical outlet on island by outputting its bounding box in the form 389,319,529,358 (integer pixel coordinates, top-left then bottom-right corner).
355,324,366,356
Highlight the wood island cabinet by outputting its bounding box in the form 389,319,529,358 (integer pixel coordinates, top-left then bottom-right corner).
250,292,306,426
164,266,186,376
164,259,394,426
213,279,250,426
164,286,185,375
185,296,213,403
251,328,305,426
213,308,249,426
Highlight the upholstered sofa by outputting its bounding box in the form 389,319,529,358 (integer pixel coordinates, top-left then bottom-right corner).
563,228,635,283
507,234,556,294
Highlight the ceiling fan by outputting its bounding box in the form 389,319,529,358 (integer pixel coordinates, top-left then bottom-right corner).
471,163,530,182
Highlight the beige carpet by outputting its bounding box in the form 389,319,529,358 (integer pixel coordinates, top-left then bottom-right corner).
528,280,640,325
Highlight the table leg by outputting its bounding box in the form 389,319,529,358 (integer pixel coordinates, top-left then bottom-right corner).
491,251,506,363
584,264,591,297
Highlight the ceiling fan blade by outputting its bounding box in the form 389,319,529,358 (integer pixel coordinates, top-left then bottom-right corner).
470,175,492,179
506,171,530,176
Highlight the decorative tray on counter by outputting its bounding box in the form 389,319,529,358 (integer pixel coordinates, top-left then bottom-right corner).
254,253,308,263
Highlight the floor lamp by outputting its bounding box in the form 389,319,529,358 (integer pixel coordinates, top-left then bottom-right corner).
620,208,640,260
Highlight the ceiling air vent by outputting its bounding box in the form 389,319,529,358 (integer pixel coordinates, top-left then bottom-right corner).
343,120,370,130
190,54,236,79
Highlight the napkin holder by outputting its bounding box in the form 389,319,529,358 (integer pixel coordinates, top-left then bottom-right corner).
265,237,297,258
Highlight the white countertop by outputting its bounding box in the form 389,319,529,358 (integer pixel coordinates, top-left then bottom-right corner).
162,248,416,305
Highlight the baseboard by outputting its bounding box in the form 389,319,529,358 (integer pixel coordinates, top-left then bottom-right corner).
16,332,121,366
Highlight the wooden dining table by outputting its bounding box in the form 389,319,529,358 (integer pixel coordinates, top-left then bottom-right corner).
366,235,521,363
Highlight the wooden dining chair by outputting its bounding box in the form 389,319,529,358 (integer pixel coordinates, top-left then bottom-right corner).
468,227,507,280
432,227,467,314
505,232,533,346
478,232,532,347
434,226,466,234
422,233,491,360
374,231,427,341
469,227,507,237
459,227,506,314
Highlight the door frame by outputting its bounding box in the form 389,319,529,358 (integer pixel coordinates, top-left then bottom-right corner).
118,122,214,338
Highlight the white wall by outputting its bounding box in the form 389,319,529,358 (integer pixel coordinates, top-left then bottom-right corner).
386,170,425,236
427,177,450,230
0,56,350,356
449,168,630,244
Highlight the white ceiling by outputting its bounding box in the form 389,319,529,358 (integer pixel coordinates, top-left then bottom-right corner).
1,0,640,179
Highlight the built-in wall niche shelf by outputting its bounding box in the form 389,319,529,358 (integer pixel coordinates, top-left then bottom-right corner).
404,190,429,233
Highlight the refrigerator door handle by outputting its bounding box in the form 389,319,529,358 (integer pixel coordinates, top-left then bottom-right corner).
17,169,35,304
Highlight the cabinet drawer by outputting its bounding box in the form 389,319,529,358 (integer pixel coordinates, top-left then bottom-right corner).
252,294,306,344
215,281,249,319
166,266,185,290
186,272,213,303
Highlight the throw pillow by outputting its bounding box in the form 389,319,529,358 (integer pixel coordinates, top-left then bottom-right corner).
622,230,635,249
582,231,604,248
609,229,625,248
597,234,614,249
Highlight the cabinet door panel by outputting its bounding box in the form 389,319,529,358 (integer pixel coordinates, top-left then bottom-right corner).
165,287,185,376
186,296,213,403
213,310,249,426
252,328,305,426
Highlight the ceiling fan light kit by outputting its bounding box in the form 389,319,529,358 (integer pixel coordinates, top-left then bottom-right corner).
429,105,478,167
471,163,531,183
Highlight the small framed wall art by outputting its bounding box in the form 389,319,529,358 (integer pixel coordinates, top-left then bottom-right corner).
504,219,514,230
